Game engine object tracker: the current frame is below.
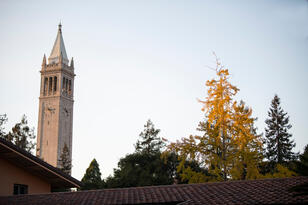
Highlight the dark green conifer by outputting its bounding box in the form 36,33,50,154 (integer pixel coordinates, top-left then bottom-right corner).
135,119,164,155
81,159,103,190
265,95,295,164
0,114,7,137
58,143,72,175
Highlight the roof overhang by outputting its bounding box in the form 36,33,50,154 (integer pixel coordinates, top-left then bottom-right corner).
0,138,81,189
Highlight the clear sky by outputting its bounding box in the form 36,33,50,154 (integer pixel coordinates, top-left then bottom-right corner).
0,0,307,180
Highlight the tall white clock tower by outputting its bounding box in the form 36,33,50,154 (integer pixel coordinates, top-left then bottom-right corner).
36,24,75,169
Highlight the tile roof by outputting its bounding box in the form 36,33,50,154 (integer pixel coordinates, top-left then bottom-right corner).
0,137,81,189
1,176,307,205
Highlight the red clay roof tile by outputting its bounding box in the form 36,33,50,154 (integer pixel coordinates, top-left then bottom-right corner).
0,176,307,205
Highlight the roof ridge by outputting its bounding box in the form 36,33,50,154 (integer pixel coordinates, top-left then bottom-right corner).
70,176,308,194
1,176,308,204
0,137,81,187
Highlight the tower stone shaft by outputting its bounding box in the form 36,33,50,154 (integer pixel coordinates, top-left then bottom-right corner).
36,24,75,168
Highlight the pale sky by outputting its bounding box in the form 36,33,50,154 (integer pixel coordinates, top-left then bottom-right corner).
0,0,307,180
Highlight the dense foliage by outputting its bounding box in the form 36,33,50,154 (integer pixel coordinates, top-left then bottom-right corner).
58,143,72,175
105,120,173,188
290,145,308,196
104,120,208,188
166,59,264,182
81,159,104,190
1,114,36,153
135,119,164,154
265,95,296,165
295,145,308,176
0,114,7,137
105,152,174,188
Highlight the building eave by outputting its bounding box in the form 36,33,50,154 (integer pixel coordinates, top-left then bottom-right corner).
0,138,81,189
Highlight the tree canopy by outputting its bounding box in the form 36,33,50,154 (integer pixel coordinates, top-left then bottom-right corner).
0,114,7,137
105,152,176,188
135,119,164,154
265,95,296,165
166,58,263,182
295,145,308,176
105,120,173,188
81,158,103,190
104,119,206,188
58,143,72,175
290,145,308,196
1,114,36,153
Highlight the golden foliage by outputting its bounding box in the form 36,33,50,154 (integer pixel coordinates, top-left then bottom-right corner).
263,164,297,179
166,58,264,183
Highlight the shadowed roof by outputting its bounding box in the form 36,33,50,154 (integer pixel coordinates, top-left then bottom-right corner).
0,137,81,190
0,176,307,205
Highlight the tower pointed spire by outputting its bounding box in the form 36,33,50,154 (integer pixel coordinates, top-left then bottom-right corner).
37,23,75,169
58,22,62,32
48,24,69,65
70,57,74,68
42,54,46,67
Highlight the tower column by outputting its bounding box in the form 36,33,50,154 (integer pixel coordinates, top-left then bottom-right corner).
36,24,75,170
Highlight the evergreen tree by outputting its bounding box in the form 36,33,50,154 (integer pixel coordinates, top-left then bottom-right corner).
58,143,72,175
81,159,103,190
104,151,206,188
4,115,36,153
0,114,7,137
295,145,308,176
105,152,173,188
105,120,175,188
290,145,308,196
105,120,208,188
265,95,295,165
135,119,164,154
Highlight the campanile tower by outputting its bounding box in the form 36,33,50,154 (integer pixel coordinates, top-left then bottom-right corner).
36,24,75,168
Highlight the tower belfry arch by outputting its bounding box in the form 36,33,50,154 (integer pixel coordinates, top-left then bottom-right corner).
36,24,75,170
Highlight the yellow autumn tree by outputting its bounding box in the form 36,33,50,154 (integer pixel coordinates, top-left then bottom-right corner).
230,101,263,180
166,57,264,182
